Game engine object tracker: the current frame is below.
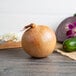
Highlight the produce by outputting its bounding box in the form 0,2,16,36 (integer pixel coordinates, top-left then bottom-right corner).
0,33,21,49
63,37,76,52
56,14,76,43
21,23,56,58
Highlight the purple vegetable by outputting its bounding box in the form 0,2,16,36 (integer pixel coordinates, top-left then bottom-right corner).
56,14,76,43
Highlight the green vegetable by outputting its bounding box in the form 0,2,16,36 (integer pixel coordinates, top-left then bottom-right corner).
63,37,76,52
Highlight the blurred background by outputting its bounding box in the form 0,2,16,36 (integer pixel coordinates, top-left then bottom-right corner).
0,0,76,35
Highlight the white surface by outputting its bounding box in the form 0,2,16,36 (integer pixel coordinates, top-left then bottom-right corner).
0,0,76,35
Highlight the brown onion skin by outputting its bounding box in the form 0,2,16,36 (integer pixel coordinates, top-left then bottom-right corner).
21,23,56,58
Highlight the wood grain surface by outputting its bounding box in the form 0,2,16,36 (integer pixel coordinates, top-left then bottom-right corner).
0,41,21,49
0,48,76,76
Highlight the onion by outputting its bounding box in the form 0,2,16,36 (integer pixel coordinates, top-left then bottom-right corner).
56,14,76,43
21,23,56,58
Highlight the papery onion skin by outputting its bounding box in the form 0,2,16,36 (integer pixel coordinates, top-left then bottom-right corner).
21,23,56,58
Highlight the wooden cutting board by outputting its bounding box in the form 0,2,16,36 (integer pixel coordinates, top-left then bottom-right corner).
0,41,22,49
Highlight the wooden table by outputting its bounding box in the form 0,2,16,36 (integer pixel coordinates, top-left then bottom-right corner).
0,48,76,76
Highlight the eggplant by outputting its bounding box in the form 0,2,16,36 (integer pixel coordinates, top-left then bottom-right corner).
56,14,76,43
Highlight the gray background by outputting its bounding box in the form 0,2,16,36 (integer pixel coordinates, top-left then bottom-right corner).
0,0,76,35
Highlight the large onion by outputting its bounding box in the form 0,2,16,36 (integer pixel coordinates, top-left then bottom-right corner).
21,23,56,58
